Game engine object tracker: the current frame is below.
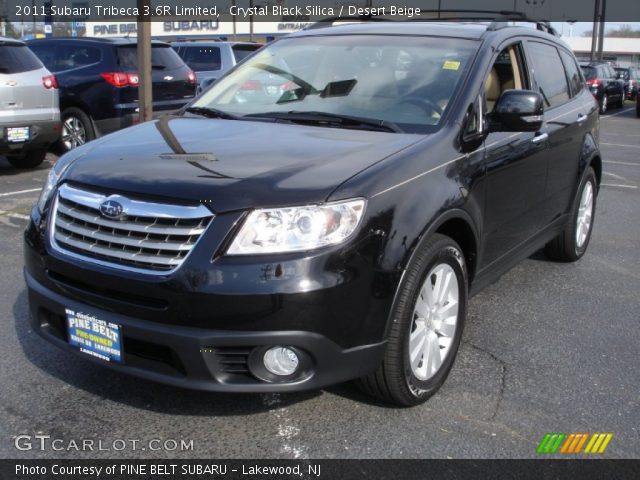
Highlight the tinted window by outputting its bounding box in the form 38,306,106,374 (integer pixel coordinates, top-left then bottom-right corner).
560,50,583,96
232,44,261,62
528,42,570,108
615,68,629,80
117,45,184,71
55,44,101,71
28,44,56,70
179,46,221,71
0,44,43,74
581,66,596,81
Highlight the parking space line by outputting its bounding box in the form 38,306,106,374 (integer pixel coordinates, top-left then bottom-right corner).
0,210,30,221
601,133,640,137
604,161,640,167
604,172,629,181
601,142,640,149
0,188,41,198
601,107,635,118
601,183,638,189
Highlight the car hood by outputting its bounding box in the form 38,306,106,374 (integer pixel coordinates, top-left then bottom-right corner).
64,116,422,212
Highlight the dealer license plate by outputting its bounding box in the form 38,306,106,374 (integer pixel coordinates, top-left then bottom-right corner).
6,127,30,143
65,308,123,363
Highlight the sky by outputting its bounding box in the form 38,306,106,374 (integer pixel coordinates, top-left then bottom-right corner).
551,21,640,36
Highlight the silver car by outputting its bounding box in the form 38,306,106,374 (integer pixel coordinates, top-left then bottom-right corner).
171,41,263,94
1,37,60,168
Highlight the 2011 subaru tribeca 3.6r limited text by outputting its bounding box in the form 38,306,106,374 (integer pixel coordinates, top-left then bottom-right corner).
24,21,601,406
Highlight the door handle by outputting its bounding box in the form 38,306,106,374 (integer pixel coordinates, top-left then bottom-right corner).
531,132,549,144
577,114,588,124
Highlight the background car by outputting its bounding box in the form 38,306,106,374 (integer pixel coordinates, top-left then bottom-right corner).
614,66,639,100
0,37,60,168
171,40,262,93
27,37,197,151
581,62,625,113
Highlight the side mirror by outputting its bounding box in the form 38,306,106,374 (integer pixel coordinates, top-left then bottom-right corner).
488,90,544,133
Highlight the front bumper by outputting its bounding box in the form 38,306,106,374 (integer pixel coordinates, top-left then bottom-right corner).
23,206,393,392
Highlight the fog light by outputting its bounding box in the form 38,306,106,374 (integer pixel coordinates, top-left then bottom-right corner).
263,347,299,376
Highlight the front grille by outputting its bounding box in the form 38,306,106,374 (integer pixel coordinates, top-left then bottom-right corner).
50,184,213,274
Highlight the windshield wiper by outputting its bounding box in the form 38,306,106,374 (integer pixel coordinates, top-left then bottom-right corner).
244,111,404,133
184,106,239,120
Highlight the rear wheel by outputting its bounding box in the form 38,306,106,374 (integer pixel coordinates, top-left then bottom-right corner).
356,234,468,406
6,149,47,169
599,94,608,114
61,107,94,152
545,168,597,262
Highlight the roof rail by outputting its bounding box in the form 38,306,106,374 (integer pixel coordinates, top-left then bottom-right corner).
305,10,559,37
305,14,393,30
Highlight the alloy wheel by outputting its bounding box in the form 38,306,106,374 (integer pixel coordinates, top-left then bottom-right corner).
409,263,459,381
62,116,87,150
576,181,594,249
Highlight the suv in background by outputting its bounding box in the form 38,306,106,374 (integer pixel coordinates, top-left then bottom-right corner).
0,37,60,168
171,41,262,93
27,37,196,152
25,21,601,406
581,62,625,113
614,66,639,100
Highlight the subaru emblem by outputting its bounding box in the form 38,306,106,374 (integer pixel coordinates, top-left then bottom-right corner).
99,199,125,219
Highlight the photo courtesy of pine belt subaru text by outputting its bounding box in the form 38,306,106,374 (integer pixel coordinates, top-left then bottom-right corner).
24,20,601,406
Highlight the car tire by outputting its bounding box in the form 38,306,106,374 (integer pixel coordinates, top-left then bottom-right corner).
599,94,608,114
356,233,468,406
636,103,640,118
545,167,597,262
6,149,47,169
61,107,95,152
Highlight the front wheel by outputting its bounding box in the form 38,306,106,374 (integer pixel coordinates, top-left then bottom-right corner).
357,234,468,406
545,167,597,262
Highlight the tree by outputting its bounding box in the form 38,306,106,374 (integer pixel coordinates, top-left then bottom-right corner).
607,24,640,38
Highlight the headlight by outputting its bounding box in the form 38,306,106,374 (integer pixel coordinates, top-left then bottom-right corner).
36,155,75,213
227,199,366,255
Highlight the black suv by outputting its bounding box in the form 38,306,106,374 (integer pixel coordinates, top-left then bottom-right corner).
27,37,197,152
24,21,601,406
581,62,625,113
614,66,639,100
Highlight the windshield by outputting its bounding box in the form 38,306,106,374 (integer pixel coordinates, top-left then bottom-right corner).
191,35,478,134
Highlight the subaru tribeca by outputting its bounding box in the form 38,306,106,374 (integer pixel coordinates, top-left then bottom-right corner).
24,21,601,406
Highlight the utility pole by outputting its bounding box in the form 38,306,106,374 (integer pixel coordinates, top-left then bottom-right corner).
137,0,153,122
590,0,600,62
597,0,606,61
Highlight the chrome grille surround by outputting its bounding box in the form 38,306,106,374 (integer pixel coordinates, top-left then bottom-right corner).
49,183,214,275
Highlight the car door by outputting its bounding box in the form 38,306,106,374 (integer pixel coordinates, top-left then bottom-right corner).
480,41,550,267
530,45,595,223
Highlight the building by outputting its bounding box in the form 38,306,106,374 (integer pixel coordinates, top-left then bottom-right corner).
562,36,640,66
84,20,311,43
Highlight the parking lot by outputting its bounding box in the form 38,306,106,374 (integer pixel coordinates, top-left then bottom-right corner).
0,106,638,459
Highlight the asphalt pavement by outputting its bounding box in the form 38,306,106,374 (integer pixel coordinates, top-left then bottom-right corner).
0,106,638,459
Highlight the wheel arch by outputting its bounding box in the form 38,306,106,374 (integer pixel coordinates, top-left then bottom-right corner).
381,209,479,340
